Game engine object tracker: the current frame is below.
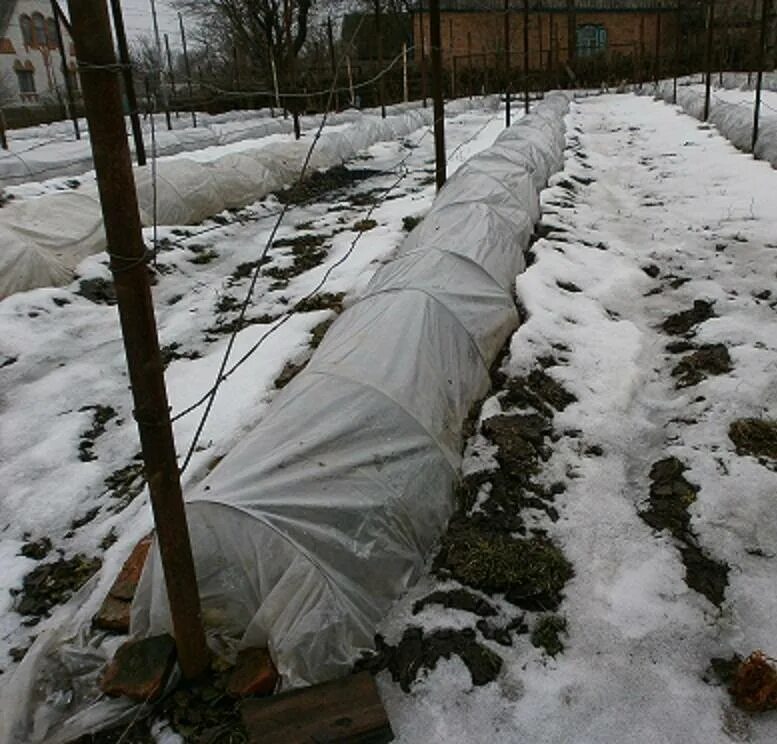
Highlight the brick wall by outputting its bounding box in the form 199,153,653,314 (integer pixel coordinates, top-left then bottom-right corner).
413,9,681,71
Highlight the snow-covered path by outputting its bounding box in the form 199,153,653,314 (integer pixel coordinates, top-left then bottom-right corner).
376,94,777,743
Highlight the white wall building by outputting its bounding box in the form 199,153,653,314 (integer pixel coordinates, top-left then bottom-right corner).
0,0,78,107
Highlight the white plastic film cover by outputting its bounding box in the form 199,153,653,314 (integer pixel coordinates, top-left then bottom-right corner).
0,92,570,743
132,92,572,689
0,97,499,299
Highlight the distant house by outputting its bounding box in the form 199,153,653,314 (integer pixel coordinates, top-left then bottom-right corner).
0,0,78,107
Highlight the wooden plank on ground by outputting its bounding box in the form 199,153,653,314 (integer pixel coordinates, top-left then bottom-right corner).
241,671,394,743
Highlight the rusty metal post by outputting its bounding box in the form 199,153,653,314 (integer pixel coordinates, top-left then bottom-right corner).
524,0,530,113
375,0,386,117
753,0,772,152
430,0,446,189
704,0,715,120
654,9,662,87
109,0,145,164
504,0,511,127
67,0,209,682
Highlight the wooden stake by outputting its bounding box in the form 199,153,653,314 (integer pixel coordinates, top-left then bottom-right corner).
109,0,145,164
67,0,208,682
164,33,179,119
178,14,197,128
51,0,80,141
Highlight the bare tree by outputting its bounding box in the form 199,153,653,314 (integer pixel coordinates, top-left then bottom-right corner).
174,0,312,91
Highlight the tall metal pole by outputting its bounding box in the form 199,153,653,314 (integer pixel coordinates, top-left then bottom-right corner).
149,0,172,130
403,42,409,102
0,109,7,150
375,0,386,117
504,0,511,127
429,0,446,189
67,0,208,682
704,0,715,121
523,0,530,114
419,1,428,107
164,33,179,119
178,13,197,128
51,0,80,140
753,0,771,152
346,54,355,106
654,9,662,87
109,0,145,164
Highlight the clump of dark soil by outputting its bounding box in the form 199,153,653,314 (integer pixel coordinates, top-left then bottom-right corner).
671,344,732,387
501,370,577,416
435,525,572,611
276,165,379,205
207,313,279,336
229,257,271,283
413,589,498,618
666,340,696,354
642,457,699,539
642,264,660,278
105,460,145,512
13,554,102,617
160,342,202,368
641,457,729,605
729,418,777,461
77,278,116,305
274,359,308,389
353,218,378,232
310,317,335,349
263,234,328,282
294,292,344,314
476,615,529,646
662,299,716,336
531,615,568,656
556,280,582,293
78,405,117,462
356,627,502,692
20,537,52,560
402,215,422,232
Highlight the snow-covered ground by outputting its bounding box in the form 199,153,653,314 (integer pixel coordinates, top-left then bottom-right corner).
0,105,505,679
3,90,777,742
373,94,777,743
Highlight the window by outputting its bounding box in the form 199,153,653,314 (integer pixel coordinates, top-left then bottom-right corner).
20,14,34,46
32,13,46,47
577,24,607,57
46,17,59,49
16,68,36,93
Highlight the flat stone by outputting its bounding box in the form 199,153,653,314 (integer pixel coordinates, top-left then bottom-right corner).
100,634,176,702
93,595,131,634
109,534,152,601
228,647,279,698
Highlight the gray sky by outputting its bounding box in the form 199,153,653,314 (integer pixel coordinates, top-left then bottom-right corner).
117,0,189,47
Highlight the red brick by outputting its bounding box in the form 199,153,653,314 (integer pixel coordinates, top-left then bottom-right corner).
100,634,177,702
228,648,279,698
109,534,152,602
93,595,131,634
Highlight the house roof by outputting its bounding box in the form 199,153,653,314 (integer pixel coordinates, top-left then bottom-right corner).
0,0,18,38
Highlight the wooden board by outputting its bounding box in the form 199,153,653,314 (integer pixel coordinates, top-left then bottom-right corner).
241,671,394,744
